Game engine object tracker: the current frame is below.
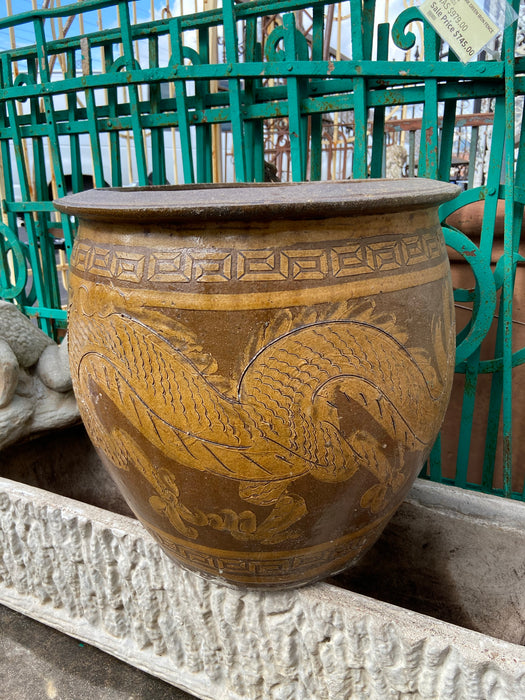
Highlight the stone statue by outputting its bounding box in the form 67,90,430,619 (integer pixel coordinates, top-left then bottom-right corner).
0,301,79,451
385,144,408,179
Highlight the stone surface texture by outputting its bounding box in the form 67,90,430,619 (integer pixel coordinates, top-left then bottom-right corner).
0,338,19,408
334,482,525,646
0,476,523,700
0,300,54,367
0,604,195,700
36,334,73,393
0,303,79,450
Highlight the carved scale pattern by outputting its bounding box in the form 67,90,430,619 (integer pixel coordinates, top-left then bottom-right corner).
0,480,524,699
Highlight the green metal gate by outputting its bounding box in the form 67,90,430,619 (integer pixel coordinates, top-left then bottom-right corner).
0,0,523,500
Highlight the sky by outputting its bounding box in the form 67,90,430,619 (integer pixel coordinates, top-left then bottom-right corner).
0,0,431,83
3,0,520,70
0,1,405,58
0,1,156,43
0,0,202,75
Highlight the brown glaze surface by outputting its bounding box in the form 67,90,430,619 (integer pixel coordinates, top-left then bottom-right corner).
59,180,458,588
56,179,457,221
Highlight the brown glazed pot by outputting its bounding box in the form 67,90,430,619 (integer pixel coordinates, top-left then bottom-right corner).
56,179,458,589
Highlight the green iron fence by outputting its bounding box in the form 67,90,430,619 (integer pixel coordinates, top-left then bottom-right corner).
0,0,524,501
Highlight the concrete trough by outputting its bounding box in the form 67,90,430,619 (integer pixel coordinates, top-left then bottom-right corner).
0,426,524,699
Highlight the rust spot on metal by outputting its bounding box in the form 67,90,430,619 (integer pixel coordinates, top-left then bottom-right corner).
327,61,335,75
80,36,90,76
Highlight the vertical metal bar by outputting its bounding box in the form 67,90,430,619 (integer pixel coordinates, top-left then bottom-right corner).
501,20,517,496
25,57,60,312
352,79,368,179
370,22,389,179
456,102,504,487
80,37,105,188
66,49,83,192
222,0,246,181
468,128,479,190
362,0,376,60
350,0,368,179
0,56,22,307
27,59,46,201
282,13,307,182
408,129,415,177
438,56,459,183
428,44,460,480
32,18,66,199
170,17,195,184
419,79,439,178
29,61,60,308
511,74,525,498
280,9,312,181
478,97,509,489
26,65,44,213
418,25,440,178
454,362,479,488
32,17,75,261
195,27,213,183
103,41,123,187
0,99,16,233
243,17,262,183
428,433,443,482
480,104,505,253
149,35,167,185
309,5,324,181
117,0,148,186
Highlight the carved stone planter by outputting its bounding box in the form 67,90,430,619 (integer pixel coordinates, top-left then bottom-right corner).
56,179,458,588
0,428,524,700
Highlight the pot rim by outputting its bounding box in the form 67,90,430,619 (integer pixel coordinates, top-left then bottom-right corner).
54,178,460,223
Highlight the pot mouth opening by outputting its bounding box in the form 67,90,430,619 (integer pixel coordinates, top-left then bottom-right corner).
54,178,460,223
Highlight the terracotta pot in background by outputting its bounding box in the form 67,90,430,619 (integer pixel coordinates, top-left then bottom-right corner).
56,179,458,588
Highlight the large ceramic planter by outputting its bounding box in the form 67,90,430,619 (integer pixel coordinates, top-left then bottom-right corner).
56,179,458,589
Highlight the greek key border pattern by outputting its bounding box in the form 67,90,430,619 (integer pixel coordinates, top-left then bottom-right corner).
71,232,445,286
147,521,381,583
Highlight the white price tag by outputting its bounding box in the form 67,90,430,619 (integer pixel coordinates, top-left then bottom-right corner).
420,0,500,62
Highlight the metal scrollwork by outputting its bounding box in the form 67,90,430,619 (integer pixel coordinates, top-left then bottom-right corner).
0,222,28,299
13,73,35,103
443,224,497,365
264,22,309,62
391,6,439,58
109,55,142,72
